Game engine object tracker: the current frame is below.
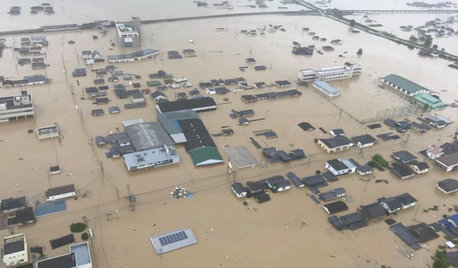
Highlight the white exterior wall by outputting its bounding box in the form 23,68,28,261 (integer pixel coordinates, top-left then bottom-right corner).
401,202,416,209
0,106,35,122
325,162,350,175
381,202,399,214
46,192,76,201
276,185,291,192
357,141,374,148
232,188,246,198
2,249,28,267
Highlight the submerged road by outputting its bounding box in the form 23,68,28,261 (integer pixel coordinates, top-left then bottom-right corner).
294,0,458,62
0,10,314,36
1,7,457,36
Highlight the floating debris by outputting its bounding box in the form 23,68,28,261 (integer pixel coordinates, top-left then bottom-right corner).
170,187,192,199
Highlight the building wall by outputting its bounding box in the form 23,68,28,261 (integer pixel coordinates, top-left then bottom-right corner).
325,163,350,175
357,142,374,148
380,203,398,214
2,250,28,266
46,192,76,201
317,140,351,153
0,107,35,122
401,202,416,209
126,155,179,171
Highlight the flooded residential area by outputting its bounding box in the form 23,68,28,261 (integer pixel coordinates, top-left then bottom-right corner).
0,1,457,268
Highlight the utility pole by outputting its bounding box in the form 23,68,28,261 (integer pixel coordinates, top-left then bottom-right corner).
403,133,410,148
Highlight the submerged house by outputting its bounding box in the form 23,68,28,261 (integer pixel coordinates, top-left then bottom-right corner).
317,136,353,153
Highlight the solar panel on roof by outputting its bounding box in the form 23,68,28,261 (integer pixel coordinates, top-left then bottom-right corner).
159,231,188,246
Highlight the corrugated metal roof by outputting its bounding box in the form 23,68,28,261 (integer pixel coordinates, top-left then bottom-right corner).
383,74,430,95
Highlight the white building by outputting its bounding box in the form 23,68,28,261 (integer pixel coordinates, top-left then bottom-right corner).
298,62,362,82
0,90,35,123
123,145,180,171
116,17,141,47
45,184,76,201
325,159,356,176
2,233,28,267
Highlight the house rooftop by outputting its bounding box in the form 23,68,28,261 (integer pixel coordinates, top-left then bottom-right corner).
390,163,415,179
396,193,417,205
392,150,417,164
319,135,353,149
326,159,349,171
1,196,26,211
437,178,458,194
322,201,348,214
436,153,458,169
351,134,377,146
361,202,386,220
3,235,25,255
407,223,439,243
390,223,421,250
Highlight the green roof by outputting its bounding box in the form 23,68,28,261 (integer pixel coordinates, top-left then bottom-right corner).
189,147,223,166
414,94,448,110
383,74,430,95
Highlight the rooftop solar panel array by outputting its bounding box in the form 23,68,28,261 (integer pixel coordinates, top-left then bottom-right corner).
159,231,188,246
